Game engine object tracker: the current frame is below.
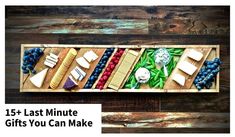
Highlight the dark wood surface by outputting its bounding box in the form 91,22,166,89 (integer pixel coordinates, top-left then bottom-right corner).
102,112,229,127
5,6,230,133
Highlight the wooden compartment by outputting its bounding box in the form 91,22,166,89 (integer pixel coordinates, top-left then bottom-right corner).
20,44,220,93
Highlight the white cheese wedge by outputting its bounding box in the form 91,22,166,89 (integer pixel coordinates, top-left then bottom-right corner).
187,49,203,61
30,68,48,88
44,60,55,68
83,50,98,62
50,53,59,59
76,57,90,69
178,61,197,75
172,73,186,86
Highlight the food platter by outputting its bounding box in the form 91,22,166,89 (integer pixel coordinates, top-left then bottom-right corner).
20,44,220,93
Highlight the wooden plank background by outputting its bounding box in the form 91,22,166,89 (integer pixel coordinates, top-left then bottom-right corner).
5,6,230,133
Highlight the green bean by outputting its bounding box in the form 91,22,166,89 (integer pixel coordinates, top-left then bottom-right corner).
149,57,155,64
150,79,159,88
154,82,160,88
152,68,158,73
173,49,184,55
147,51,154,55
167,48,175,52
174,49,183,53
147,49,155,52
173,60,177,68
146,65,155,70
140,52,147,63
131,77,136,86
151,71,157,76
154,71,160,81
136,84,140,89
125,84,131,89
159,70,165,78
149,81,154,87
160,78,164,89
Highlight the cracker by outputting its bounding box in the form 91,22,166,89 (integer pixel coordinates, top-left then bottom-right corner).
50,48,77,89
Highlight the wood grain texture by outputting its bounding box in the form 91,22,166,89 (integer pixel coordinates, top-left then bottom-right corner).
5,34,59,64
102,112,229,128
102,128,229,133
6,6,229,35
5,89,161,112
58,34,230,45
5,6,230,133
6,18,148,34
148,18,229,35
6,6,229,20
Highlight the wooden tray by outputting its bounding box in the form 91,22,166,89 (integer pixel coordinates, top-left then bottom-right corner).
20,44,220,93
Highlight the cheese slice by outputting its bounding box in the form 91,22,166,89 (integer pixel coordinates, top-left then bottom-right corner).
74,66,86,81
83,50,98,62
71,69,80,80
46,55,58,63
44,60,55,68
76,57,90,69
30,68,48,88
187,49,203,61
71,66,86,81
50,53,59,59
178,61,197,75
45,59,56,65
172,73,186,86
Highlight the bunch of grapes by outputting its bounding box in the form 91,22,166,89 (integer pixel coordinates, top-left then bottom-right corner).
194,58,222,90
21,48,44,74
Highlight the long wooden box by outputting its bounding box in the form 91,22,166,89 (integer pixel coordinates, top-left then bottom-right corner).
20,45,220,93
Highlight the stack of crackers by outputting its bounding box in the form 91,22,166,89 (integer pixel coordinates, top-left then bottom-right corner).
50,48,77,89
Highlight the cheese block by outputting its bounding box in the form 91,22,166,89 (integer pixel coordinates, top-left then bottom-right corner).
63,75,78,90
74,66,86,81
45,59,56,65
46,55,58,63
44,53,59,68
76,57,90,69
172,73,185,86
44,60,55,68
178,61,197,75
83,50,98,62
50,53,59,59
71,70,80,81
187,49,203,61
71,66,86,81
30,68,48,88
